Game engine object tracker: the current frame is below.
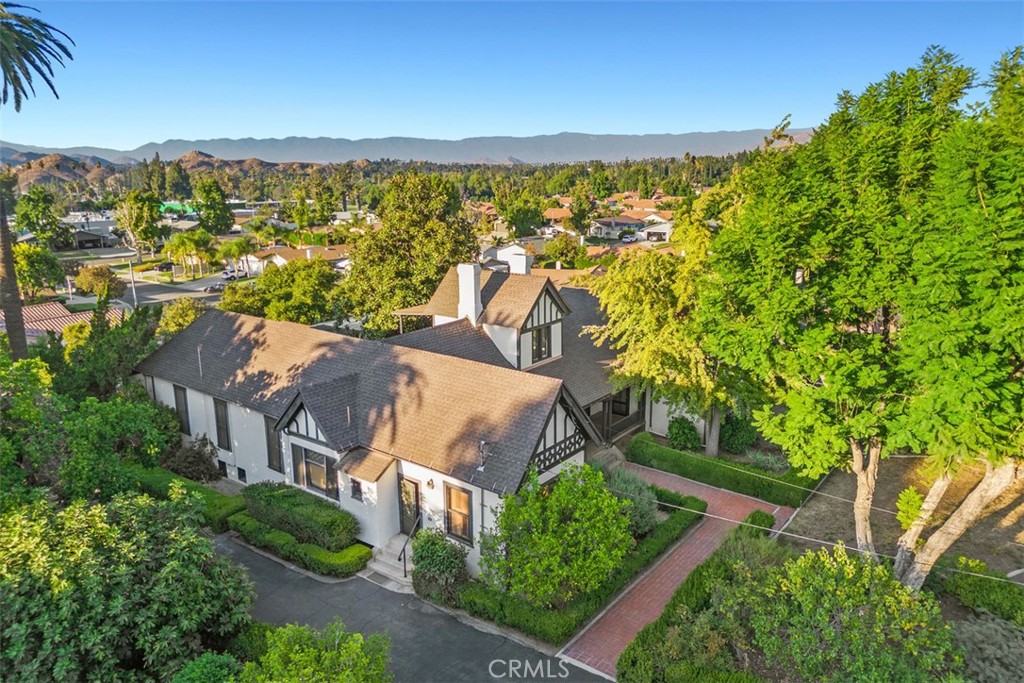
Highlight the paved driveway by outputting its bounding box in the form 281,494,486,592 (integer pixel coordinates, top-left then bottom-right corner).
215,536,604,683
559,465,794,679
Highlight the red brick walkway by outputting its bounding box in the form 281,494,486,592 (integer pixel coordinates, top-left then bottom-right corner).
558,464,794,679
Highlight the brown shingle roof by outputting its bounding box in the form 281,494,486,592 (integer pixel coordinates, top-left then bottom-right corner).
413,268,568,330
341,448,394,482
543,207,571,221
254,245,350,262
386,318,512,367
137,309,563,493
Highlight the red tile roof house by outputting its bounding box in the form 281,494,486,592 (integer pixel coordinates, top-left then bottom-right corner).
1,301,123,344
135,259,677,585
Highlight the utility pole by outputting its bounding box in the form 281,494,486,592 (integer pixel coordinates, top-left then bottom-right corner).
128,264,138,308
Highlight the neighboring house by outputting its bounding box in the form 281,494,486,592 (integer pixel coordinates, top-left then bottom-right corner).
590,215,647,239
637,221,675,243
73,229,119,249
1,301,123,344
243,245,352,275
543,207,571,224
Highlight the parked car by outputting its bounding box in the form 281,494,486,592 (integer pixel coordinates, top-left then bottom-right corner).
221,269,238,280
203,282,226,293
156,262,175,272
621,233,639,244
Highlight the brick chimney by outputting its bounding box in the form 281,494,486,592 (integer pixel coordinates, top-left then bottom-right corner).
457,263,483,325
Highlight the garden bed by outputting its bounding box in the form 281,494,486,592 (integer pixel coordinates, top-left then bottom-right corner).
446,488,707,645
626,432,821,507
132,465,246,532
227,511,371,577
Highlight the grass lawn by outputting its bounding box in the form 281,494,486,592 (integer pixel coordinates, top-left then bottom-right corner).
784,456,1024,577
64,302,97,313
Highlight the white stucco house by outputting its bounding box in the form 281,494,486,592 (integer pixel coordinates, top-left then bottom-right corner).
136,258,664,583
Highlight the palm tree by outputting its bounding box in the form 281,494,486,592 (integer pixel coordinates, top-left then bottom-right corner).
0,3,73,359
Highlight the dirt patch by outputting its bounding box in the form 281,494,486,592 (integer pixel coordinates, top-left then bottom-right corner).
784,457,1024,579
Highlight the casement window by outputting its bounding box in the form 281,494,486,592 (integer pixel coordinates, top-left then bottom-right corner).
531,325,552,363
173,385,190,435
611,387,631,417
445,484,473,544
291,445,339,500
237,467,247,483
351,479,363,501
214,398,231,450
264,415,283,473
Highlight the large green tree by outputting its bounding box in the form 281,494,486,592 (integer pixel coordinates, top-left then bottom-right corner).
15,184,68,249
74,263,126,299
12,241,61,300
889,49,1024,589
0,491,254,681
337,172,476,335
194,176,234,235
480,464,631,608
700,49,975,559
219,258,341,325
590,190,739,456
114,189,167,262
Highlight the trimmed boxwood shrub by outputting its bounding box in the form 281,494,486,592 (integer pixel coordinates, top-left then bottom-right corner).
411,528,469,605
456,491,707,644
617,511,775,683
937,557,1024,627
720,410,758,455
627,432,820,508
667,416,702,452
242,482,359,552
228,512,370,577
133,465,246,532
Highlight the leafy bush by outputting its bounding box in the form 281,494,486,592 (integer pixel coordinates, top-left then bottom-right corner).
243,482,359,551
173,652,242,683
228,512,370,578
411,528,469,605
617,512,777,683
721,545,962,682
161,435,222,483
606,467,658,538
59,448,138,502
227,621,275,663
237,619,391,683
953,612,1024,683
459,490,706,644
744,509,776,531
627,432,820,507
720,410,758,454
0,492,253,682
133,465,246,532
480,465,632,609
667,416,702,451
938,556,1024,627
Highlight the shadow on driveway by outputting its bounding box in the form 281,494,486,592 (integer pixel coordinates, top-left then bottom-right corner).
215,536,606,683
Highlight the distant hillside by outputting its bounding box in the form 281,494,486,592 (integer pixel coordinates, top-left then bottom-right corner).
1,129,813,165
174,149,321,175
8,153,116,192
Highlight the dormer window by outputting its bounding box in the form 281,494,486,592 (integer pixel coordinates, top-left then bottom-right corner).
532,325,552,362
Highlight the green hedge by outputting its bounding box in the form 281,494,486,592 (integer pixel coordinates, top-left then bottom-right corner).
456,490,707,644
617,511,774,683
228,512,370,577
242,482,359,552
133,465,246,532
937,557,1024,627
627,432,820,508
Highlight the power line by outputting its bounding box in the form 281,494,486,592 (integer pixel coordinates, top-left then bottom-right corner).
629,490,1024,587
628,456,901,516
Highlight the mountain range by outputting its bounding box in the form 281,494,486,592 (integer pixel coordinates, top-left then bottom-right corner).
0,129,812,166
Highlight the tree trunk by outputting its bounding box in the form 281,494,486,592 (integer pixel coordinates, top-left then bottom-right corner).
893,473,952,578
850,437,882,559
0,195,28,360
899,460,1021,590
704,405,722,457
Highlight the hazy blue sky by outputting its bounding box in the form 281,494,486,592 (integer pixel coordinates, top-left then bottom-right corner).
3,1,1021,149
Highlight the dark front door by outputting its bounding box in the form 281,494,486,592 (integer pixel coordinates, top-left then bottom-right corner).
399,477,420,535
